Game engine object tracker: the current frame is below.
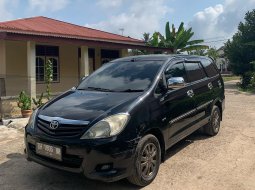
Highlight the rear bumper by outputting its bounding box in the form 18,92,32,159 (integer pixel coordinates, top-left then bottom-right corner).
25,134,136,182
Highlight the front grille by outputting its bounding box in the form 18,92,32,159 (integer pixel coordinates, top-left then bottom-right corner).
28,143,83,168
36,117,86,138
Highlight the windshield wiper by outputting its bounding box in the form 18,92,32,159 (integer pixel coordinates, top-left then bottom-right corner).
85,87,115,92
119,89,144,92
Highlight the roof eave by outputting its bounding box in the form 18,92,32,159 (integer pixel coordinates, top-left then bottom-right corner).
0,31,173,52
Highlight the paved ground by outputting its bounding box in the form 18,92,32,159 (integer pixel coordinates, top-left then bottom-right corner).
0,80,255,190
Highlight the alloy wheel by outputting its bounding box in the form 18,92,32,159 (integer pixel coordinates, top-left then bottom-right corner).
140,143,158,179
212,110,220,132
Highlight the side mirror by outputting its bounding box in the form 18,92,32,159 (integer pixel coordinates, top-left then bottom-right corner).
167,77,185,89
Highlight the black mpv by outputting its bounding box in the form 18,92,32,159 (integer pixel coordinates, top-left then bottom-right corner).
25,55,225,186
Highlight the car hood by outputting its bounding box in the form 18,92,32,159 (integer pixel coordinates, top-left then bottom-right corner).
39,90,142,122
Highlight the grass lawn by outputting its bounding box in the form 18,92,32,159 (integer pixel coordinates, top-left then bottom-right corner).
223,76,240,82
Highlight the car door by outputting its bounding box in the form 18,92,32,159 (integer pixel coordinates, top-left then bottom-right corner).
184,58,212,121
158,59,197,147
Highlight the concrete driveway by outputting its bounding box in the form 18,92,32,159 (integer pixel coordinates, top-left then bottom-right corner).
0,80,255,190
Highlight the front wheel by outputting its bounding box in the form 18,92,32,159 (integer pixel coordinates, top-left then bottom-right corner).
127,134,161,187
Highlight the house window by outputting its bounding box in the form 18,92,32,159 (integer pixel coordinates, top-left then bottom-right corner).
35,45,59,83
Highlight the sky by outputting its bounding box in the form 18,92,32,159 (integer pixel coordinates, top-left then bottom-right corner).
1,0,255,48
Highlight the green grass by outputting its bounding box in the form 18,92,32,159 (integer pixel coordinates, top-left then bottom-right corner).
238,86,255,93
223,76,240,82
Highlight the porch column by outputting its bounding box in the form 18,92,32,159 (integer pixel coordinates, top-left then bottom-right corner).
80,46,89,77
95,47,101,69
27,41,36,99
0,40,6,96
120,49,128,57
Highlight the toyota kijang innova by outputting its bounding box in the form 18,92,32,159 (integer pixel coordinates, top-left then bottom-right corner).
25,55,225,186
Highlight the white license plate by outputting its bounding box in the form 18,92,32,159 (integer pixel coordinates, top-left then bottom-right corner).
36,142,62,161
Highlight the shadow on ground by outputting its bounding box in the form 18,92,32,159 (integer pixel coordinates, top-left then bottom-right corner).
0,132,209,190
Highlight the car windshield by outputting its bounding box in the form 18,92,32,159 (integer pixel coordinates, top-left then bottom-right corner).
77,60,163,92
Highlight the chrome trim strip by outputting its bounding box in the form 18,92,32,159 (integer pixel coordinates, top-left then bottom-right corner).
169,108,196,124
197,100,213,110
38,115,90,125
169,100,213,124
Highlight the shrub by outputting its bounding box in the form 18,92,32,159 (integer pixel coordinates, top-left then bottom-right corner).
17,91,31,110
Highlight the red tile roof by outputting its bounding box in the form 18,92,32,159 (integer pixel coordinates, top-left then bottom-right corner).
0,16,143,44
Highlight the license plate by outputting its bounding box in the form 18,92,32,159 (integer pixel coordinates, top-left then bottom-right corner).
36,142,62,161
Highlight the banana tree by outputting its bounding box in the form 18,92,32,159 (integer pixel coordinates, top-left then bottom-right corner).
157,22,209,53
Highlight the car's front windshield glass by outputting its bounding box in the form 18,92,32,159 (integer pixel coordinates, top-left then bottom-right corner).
77,60,163,92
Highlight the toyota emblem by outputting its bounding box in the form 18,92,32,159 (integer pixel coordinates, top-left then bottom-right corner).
50,120,59,129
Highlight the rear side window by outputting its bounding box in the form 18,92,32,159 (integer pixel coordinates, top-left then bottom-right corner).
184,62,206,82
201,59,218,77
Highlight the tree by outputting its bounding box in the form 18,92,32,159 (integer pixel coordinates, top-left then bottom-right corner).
143,33,150,43
206,47,219,61
157,22,209,53
225,10,255,86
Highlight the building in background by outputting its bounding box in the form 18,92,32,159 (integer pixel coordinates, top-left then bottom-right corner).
216,47,231,74
0,16,170,118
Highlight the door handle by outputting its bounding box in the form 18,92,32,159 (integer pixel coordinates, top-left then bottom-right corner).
187,89,194,98
208,82,213,90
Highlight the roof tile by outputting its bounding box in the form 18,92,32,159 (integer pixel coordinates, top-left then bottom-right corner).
0,16,142,44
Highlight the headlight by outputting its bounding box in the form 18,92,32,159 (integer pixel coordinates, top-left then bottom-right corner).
27,109,38,129
81,113,130,139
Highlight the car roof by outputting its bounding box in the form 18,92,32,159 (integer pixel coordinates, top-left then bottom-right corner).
112,54,210,62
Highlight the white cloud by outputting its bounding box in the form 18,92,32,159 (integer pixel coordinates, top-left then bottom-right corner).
86,0,173,39
28,0,70,12
0,0,19,21
189,0,255,48
97,0,123,8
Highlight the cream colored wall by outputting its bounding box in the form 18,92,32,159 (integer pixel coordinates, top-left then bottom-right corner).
5,40,27,96
4,40,129,96
0,40,6,78
120,49,129,57
37,44,79,94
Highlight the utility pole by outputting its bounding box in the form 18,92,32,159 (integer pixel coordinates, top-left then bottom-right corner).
119,28,124,36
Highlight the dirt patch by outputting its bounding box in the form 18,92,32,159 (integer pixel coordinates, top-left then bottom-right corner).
0,80,254,190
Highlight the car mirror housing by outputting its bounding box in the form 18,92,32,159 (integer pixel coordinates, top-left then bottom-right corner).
167,77,185,89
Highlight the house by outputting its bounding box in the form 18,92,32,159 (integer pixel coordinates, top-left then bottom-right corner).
0,16,170,118
216,47,231,74
0,16,169,98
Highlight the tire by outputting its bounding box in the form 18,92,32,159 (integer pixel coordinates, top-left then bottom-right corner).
127,134,161,187
204,105,221,136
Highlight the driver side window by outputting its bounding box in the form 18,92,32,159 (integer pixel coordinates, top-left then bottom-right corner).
165,62,187,81
165,62,187,89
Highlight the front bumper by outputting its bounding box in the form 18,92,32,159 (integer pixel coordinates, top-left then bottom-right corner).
25,133,136,182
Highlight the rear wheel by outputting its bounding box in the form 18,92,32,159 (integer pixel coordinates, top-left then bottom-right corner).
127,134,161,186
204,105,221,136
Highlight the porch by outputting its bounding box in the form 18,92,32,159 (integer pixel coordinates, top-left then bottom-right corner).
0,40,129,97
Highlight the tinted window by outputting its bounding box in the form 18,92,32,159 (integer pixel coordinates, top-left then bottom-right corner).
185,62,206,82
77,61,163,92
201,59,218,77
165,62,187,82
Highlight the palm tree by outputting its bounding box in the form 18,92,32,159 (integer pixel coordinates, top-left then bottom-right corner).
156,22,209,53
